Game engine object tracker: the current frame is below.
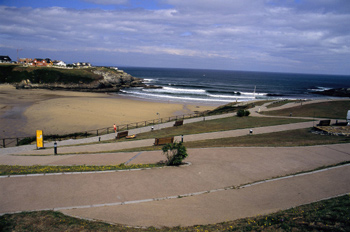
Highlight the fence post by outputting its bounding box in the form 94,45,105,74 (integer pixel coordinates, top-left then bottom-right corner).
16,138,19,146
145,121,147,126
136,123,138,128
107,128,109,134
3,139,5,148
127,124,129,130
117,126,119,132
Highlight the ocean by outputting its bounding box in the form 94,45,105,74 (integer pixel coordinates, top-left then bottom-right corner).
119,67,350,105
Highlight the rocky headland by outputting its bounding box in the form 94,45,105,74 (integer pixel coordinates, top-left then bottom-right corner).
0,65,147,92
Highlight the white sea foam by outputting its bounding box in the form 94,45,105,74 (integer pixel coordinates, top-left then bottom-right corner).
121,90,244,103
239,92,267,96
308,86,332,92
143,79,156,83
208,94,254,99
143,86,207,95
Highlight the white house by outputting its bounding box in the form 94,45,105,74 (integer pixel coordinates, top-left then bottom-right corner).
55,61,66,67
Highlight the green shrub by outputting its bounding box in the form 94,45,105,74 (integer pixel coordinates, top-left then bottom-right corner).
237,109,250,117
162,141,188,166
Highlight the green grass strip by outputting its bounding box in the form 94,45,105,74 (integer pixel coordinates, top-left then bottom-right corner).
0,163,165,176
262,100,350,118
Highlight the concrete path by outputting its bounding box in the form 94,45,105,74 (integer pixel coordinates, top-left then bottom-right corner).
1,99,349,228
0,120,318,160
0,112,237,156
1,144,350,227
61,165,350,227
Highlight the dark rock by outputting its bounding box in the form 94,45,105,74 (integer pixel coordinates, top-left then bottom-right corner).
143,85,162,89
312,88,350,97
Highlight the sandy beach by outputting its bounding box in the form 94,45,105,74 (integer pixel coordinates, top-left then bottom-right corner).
0,84,215,138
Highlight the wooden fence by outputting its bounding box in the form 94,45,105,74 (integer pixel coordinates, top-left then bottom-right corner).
0,109,237,148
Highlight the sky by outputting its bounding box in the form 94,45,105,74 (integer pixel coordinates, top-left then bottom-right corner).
0,0,350,75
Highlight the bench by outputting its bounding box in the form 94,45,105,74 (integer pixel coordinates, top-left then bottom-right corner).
173,120,183,127
317,120,331,126
154,137,174,146
116,131,128,139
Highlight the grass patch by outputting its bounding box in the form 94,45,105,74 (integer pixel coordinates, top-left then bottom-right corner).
184,128,350,148
42,127,350,155
262,100,350,118
266,99,301,108
0,163,164,176
0,65,100,84
117,116,311,142
106,128,350,153
1,194,349,231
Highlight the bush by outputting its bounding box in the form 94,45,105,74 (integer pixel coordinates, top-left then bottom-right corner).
237,109,250,117
162,141,188,166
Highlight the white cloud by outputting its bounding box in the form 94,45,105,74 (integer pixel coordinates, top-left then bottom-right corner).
82,0,128,5
0,1,349,74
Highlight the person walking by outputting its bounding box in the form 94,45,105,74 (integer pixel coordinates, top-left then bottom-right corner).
113,123,117,133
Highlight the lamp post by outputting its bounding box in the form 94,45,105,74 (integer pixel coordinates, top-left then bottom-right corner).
157,112,160,130
54,142,57,155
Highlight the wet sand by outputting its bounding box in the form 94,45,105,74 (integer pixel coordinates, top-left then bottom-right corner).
0,85,215,138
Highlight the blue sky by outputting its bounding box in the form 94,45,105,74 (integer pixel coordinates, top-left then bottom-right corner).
1,0,350,75
0,0,172,10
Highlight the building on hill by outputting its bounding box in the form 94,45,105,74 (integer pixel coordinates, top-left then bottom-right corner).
0,56,12,63
33,58,53,66
33,58,47,66
73,62,91,68
52,60,66,67
19,58,33,65
44,58,52,65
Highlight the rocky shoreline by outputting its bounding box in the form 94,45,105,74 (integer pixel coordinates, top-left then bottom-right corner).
312,88,350,98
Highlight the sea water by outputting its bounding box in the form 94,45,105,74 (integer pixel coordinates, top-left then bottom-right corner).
119,67,350,105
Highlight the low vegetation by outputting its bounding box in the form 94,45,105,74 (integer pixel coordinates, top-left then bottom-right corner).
119,116,310,142
266,99,300,108
107,128,350,154
236,109,250,117
0,64,100,84
162,141,188,166
1,194,349,231
262,100,350,119
184,127,350,148
0,163,164,176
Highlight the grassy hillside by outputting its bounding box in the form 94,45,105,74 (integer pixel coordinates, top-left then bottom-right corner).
0,64,102,84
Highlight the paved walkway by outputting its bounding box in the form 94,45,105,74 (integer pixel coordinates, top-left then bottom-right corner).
1,99,349,228
1,145,349,227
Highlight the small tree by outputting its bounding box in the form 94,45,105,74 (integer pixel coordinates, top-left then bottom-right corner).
237,109,250,117
162,141,188,166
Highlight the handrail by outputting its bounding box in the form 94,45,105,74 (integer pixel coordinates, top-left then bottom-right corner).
0,108,238,148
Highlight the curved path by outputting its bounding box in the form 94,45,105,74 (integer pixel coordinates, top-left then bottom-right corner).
1,99,349,228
